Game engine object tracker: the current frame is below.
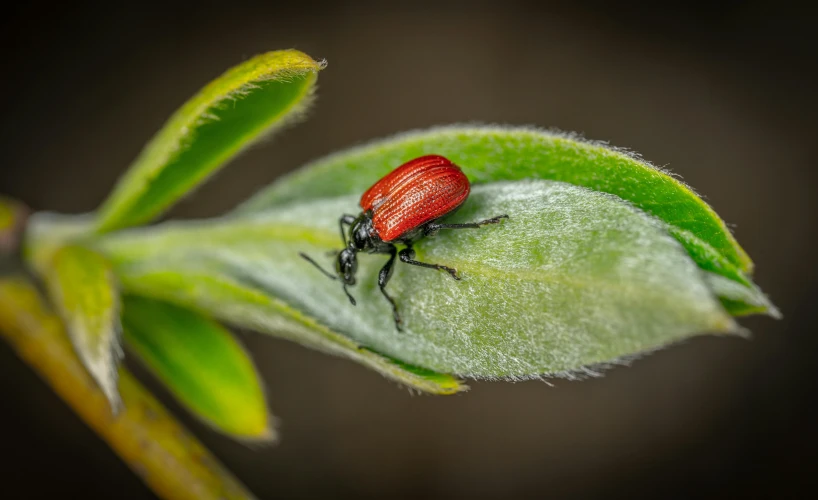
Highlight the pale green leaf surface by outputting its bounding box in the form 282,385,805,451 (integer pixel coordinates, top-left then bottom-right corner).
704,272,781,319
112,267,465,394
122,295,273,440
42,244,123,411
101,181,737,378
668,226,775,317
237,126,754,280
95,50,325,233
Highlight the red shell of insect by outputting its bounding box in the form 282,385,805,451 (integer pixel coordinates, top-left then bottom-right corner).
360,155,471,242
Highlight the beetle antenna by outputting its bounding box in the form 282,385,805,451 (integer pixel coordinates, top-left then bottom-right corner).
343,285,357,306
299,253,338,281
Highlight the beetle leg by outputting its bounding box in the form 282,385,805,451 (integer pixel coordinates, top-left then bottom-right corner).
399,245,460,280
378,245,402,331
425,214,509,234
339,214,357,246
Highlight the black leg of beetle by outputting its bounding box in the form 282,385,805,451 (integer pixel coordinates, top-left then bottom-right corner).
300,252,357,305
338,214,357,246
378,245,402,331
425,214,509,234
399,245,460,280
300,252,338,281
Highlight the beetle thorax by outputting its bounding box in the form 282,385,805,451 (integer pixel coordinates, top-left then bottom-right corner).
349,212,378,250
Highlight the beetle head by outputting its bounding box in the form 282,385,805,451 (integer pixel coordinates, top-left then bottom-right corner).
336,247,358,286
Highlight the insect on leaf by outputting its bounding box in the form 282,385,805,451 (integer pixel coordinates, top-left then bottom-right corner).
100,180,739,378
236,126,773,316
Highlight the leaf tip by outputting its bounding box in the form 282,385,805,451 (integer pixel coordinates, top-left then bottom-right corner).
422,373,468,395
91,352,124,415
236,404,277,443
253,49,326,80
752,293,783,320
440,380,469,395
707,312,749,339
229,413,279,447
256,419,280,444
704,272,781,320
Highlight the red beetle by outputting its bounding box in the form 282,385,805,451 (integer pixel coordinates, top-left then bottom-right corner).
300,155,508,330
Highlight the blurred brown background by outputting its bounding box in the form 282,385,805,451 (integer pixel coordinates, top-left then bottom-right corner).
1,1,816,499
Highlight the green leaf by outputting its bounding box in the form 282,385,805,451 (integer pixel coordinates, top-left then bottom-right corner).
121,295,272,441
42,244,123,411
237,126,754,282
703,272,781,319
111,266,465,395
99,180,738,378
95,49,325,233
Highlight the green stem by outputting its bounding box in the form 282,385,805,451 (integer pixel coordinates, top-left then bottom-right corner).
0,277,257,500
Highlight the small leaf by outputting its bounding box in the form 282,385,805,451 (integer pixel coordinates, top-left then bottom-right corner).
100,180,738,378
122,295,273,440
113,266,465,394
95,50,325,233
0,277,257,500
703,272,781,319
42,244,123,411
237,126,754,283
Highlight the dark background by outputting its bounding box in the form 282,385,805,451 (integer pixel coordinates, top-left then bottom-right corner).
1,1,816,498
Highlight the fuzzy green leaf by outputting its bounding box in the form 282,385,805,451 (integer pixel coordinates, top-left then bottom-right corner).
704,272,780,318
100,181,738,378
112,266,465,394
95,50,325,233
237,126,761,303
122,295,273,440
42,244,122,411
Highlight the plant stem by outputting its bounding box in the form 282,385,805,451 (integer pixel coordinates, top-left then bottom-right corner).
0,276,257,500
